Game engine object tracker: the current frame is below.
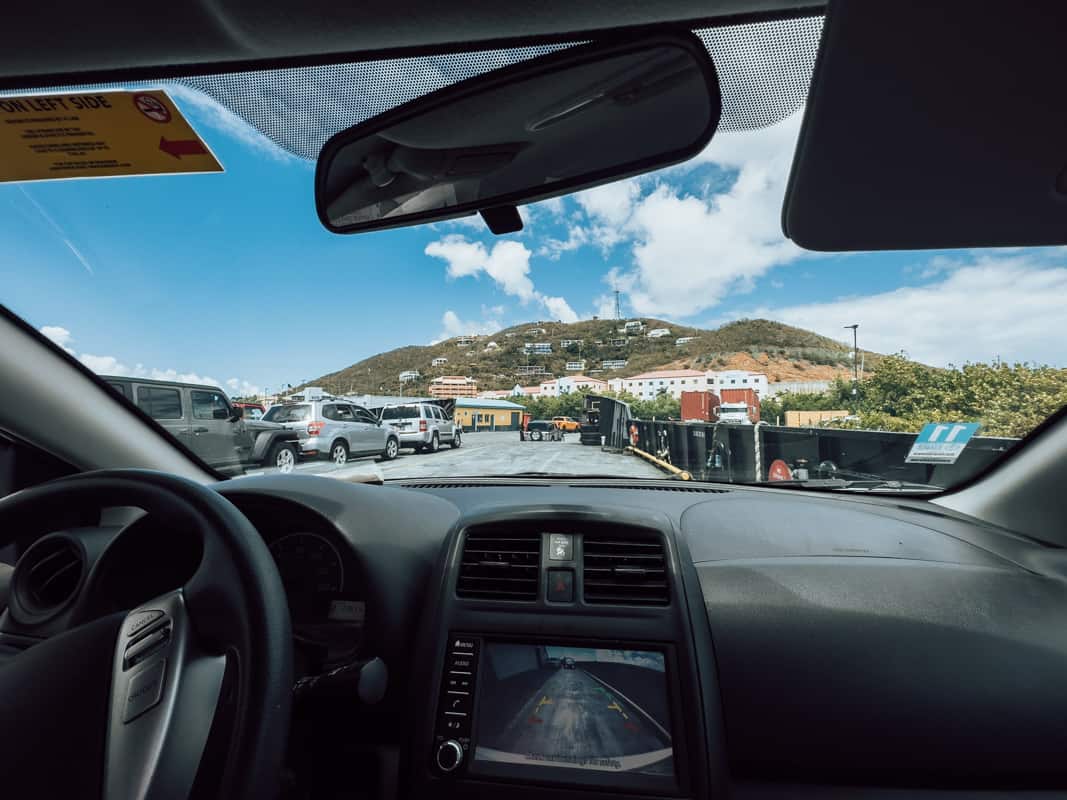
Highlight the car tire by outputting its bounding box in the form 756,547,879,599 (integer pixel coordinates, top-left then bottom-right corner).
450,429,462,449
329,440,349,466
379,437,399,461
428,432,440,453
268,441,297,473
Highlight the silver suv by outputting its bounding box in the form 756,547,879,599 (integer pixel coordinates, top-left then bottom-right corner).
379,401,461,453
263,400,399,465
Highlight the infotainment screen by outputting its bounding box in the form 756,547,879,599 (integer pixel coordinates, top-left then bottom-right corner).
473,643,673,778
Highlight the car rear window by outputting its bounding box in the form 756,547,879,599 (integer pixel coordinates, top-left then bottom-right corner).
528,421,553,430
381,404,422,420
263,404,310,422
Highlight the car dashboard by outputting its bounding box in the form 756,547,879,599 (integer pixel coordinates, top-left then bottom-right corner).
3,473,1067,799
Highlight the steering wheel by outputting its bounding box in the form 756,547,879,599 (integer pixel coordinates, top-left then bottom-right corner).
0,470,292,800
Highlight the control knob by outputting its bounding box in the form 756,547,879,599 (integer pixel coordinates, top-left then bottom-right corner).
436,739,464,773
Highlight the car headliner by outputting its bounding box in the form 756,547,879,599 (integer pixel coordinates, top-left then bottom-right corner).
0,1,821,89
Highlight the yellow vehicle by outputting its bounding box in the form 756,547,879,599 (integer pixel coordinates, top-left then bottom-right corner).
552,416,581,433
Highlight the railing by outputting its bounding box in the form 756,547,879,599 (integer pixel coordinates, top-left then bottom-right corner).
625,418,1017,486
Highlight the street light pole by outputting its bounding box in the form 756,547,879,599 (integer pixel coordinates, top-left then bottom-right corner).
843,324,859,407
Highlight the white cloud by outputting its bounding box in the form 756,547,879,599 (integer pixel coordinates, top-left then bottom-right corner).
39,325,261,396
618,113,805,317
426,235,537,301
40,325,73,351
425,234,581,321
541,296,579,323
433,310,503,343
734,256,1067,367
537,225,589,260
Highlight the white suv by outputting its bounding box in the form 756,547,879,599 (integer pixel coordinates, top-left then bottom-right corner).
380,402,461,453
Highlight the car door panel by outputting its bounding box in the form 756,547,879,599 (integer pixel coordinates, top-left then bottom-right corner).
352,405,382,453
190,389,241,468
135,384,194,454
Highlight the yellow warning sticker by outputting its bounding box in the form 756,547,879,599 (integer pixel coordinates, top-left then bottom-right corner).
0,89,223,183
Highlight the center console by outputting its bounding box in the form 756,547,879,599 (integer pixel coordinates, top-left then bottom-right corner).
407,508,726,800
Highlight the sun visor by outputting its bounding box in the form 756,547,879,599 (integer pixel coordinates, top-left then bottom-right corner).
782,0,1067,251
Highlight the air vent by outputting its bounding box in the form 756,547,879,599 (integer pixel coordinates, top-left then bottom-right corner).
457,529,540,601
13,536,85,620
583,535,669,606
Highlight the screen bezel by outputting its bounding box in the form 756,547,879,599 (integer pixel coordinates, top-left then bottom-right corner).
466,636,684,795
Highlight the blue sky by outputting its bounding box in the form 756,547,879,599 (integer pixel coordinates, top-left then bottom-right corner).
4,81,1066,397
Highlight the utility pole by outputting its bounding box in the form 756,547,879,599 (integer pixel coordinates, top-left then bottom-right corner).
843,324,859,407
614,286,622,321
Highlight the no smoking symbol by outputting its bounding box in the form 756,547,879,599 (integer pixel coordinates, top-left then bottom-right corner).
133,93,171,123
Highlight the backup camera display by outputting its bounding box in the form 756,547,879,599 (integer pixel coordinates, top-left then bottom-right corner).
473,643,673,776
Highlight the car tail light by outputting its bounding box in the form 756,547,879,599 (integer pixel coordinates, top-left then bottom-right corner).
419,419,427,432
307,421,325,435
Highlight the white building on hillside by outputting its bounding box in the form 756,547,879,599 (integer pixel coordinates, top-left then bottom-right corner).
524,342,552,355
565,360,586,371
647,328,672,339
399,370,420,382
431,357,448,367
557,375,607,395
601,359,629,370
610,369,706,400
706,370,768,396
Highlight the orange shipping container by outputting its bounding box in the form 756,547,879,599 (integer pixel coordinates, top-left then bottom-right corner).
680,391,720,422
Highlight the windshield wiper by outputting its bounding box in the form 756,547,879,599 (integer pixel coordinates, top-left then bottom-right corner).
506,471,685,481
752,477,944,493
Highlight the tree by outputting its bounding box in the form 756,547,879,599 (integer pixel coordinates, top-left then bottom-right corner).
824,355,1067,438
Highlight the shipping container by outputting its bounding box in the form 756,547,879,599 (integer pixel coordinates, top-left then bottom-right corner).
680,390,721,422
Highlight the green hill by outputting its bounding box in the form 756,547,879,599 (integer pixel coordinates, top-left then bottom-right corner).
307,318,883,396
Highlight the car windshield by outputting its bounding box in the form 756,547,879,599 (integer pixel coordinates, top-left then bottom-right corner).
3,13,1064,490
528,422,554,431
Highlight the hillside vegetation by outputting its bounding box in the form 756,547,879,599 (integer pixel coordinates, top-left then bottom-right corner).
310,318,882,395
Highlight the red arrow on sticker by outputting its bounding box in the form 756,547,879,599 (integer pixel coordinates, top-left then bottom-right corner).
159,137,208,159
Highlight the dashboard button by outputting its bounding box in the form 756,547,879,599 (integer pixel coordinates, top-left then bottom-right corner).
448,653,475,671
445,693,471,714
451,636,477,653
126,610,164,637
547,568,574,602
446,674,472,692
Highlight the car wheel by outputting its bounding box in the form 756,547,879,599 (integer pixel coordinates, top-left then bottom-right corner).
450,429,462,449
380,437,399,461
330,440,349,466
268,442,297,473
428,432,440,453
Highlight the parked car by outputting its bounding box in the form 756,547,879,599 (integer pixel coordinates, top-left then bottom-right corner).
562,657,576,669
521,420,564,441
551,415,581,432
263,400,399,465
379,401,460,452
103,377,301,474
232,401,266,420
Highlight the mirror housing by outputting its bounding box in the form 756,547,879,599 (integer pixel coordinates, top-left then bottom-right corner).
228,406,243,421
316,33,721,235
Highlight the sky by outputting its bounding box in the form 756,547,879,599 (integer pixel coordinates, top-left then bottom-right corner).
4,80,1067,398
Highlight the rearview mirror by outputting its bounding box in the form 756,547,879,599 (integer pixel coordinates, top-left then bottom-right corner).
316,33,721,235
